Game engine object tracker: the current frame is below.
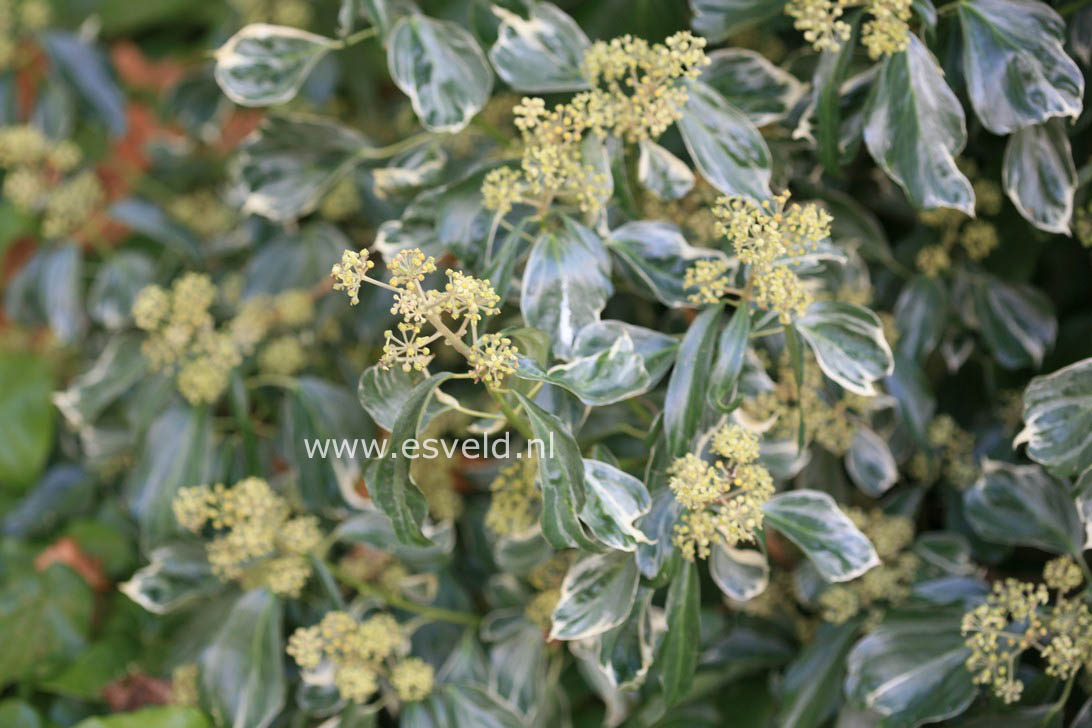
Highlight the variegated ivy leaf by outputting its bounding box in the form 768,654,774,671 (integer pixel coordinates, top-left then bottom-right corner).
578,459,653,552
591,587,661,690
863,34,974,215
214,24,335,107
231,114,368,222
387,13,493,133
606,220,725,308
701,48,805,127
845,608,975,727
488,2,590,93
894,275,947,363
969,273,1056,370
709,544,769,601
1016,358,1092,478
572,321,678,383
1002,119,1077,235
334,507,456,572
356,364,447,432
521,216,612,359
677,78,771,200
845,426,898,497
371,144,447,200
119,543,221,615
637,139,695,201
762,489,880,582
794,301,894,396
514,335,651,406
688,0,786,42
550,551,639,641
957,0,1083,135
964,460,1083,555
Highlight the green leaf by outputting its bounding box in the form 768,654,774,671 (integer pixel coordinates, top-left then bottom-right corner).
663,305,723,457
0,699,40,728
607,220,724,308
231,114,367,222
794,302,894,396
957,0,1083,135
1002,119,1077,235
593,586,658,690
108,199,201,258
572,321,678,383
688,0,786,42
334,508,455,571
701,48,805,127
387,14,493,133
845,426,898,497
88,252,156,330
199,589,285,728
214,24,334,107
372,373,452,546
43,33,126,135
710,545,768,601
0,351,55,491
970,273,1056,370
814,22,858,175
514,334,651,406
637,140,695,201
488,2,589,92
845,609,975,727
119,542,221,614
37,244,86,343
658,559,700,707
579,459,653,552
0,564,93,685
39,638,138,700
357,364,446,432
963,460,1082,555
513,391,597,550
1017,357,1092,477
776,620,860,728
521,216,612,359
863,34,974,215
894,275,947,362
710,304,751,409
763,489,880,582
677,78,771,199
550,551,639,640
125,406,214,552
73,707,210,728
54,335,146,433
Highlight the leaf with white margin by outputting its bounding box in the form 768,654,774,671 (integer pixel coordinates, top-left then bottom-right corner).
794,301,894,396
701,48,805,127
957,0,1083,135
894,275,947,363
970,273,1055,370
214,24,334,107
387,14,493,133
606,219,725,308
572,321,678,383
637,140,695,201
579,459,653,552
964,460,1083,555
514,335,651,406
231,114,368,222
845,426,898,497
1016,357,1092,477
863,35,974,215
521,216,612,359
677,78,771,200
356,363,447,432
763,489,880,582
199,589,285,728
119,543,221,615
710,545,769,601
845,608,975,727
1002,119,1077,235
688,0,786,42
488,2,590,92
550,551,639,641
593,587,661,690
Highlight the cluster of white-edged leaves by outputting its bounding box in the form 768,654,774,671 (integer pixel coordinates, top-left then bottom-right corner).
2,0,1091,727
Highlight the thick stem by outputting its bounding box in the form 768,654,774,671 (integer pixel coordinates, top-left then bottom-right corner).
329,563,480,627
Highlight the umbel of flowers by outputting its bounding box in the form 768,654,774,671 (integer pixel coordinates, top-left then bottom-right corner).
172,477,323,597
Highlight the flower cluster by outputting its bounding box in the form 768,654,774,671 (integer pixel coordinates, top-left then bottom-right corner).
331,248,519,387
785,0,851,53
907,414,978,487
668,424,775,561
168,191,237,239
962,557,1092,703
287,611,434,703
786,0,912,58
861,0,913,59
818,508,919,624
229,0,311,26
485,457,541,537
0,0,50,69
524,550,578,632
482,31,708,216
172,477,323,597
689,191,831,323
916,178,1003,276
